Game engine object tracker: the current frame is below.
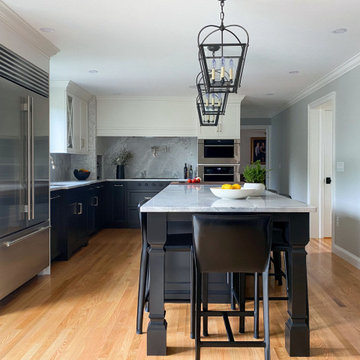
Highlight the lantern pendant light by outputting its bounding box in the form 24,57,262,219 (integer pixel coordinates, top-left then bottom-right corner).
196,72,229,117
197,0,249,94
196,96,221,126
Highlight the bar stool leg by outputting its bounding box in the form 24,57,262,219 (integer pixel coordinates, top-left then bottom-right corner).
195,268,202,360
190,251,195,339
239,273,246,333
263,267,270,360
273,250,283,285
230,272,236,310
254,272,259,339
202,273,209,337
136,243,149,334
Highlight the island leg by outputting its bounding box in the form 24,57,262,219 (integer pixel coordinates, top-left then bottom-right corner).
285,213,310,356
147,212,167,355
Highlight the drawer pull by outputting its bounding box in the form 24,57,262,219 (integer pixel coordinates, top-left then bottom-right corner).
78,202,83,215
144,196,152,200
50,195,61,200
114,184,124,187
1,226,50,248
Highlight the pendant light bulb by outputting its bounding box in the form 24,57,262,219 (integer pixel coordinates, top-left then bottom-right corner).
211,58,216,81
220,57,225,79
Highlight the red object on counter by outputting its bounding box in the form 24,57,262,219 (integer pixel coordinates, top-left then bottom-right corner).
187,179,192,183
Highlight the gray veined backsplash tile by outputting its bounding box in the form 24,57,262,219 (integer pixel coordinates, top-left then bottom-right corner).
97,137,198,179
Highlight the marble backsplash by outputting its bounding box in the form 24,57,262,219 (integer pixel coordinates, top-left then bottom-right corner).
97,137,198,179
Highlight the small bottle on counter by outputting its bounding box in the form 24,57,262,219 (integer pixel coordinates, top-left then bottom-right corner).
189,165,193,179
184,163,188,179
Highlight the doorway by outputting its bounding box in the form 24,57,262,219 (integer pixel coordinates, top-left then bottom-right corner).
308,93,335,240
240,125,271,186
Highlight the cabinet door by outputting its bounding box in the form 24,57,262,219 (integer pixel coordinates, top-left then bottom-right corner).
50,191,64,260
79,98,88,154
106,182,126,227
95,184,105,230
86,186,97,236
66,93,76,152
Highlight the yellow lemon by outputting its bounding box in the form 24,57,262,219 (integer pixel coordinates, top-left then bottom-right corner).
221,184,232,190
232,184,241,189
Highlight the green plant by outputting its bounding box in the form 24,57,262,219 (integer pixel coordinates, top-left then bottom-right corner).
243,160,267,184
112,148,133,166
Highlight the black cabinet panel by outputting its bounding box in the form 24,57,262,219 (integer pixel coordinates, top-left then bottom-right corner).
50,190,64,261
105,182,127,227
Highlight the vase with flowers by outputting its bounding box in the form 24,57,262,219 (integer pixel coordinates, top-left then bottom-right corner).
112,148,133,179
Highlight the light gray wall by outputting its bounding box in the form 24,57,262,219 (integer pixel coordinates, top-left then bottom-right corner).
97,137,197,179
270,65,360,259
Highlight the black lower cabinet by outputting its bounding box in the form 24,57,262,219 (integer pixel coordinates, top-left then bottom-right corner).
105,182,127,227
63,187,89,260
126,181,169,228
50,190,64,261
51,180,171,260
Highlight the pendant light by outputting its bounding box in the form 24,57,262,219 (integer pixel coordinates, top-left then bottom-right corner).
197,0,249,94
196,72,228,117
196,96,221,126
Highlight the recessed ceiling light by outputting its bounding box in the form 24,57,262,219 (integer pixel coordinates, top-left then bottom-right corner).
332,28,347,34
88,69,98,74
39,27,55,33
265,93,274,96
289,70,299,74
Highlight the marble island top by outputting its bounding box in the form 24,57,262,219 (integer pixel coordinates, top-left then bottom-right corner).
50,178,186,191
141,184,317,213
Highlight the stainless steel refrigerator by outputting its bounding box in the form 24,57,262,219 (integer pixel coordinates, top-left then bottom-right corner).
0,44,50,300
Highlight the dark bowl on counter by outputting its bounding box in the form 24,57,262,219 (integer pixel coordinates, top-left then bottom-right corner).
73,169,90,180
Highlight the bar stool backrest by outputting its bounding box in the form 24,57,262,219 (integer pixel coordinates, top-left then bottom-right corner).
192,214,272,273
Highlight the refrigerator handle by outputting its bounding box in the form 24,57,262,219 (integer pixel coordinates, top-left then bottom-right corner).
31,97,35,220
26,96,31,221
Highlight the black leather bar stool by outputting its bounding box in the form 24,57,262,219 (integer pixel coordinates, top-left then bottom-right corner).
136,199,195,336
192,214,272,360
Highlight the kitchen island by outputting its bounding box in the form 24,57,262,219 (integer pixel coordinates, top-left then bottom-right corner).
141,184,316,357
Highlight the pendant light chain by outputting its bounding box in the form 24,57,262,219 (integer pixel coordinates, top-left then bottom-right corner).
220,0,225,26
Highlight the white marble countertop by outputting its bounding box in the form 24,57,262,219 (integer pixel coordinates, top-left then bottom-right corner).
50,178,184,191
141,184,317,213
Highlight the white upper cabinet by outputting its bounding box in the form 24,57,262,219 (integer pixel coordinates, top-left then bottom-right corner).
97,96,197,137
50,81,92,154
197,95,244,139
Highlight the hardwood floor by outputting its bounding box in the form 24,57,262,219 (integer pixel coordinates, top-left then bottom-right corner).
1,230,360,360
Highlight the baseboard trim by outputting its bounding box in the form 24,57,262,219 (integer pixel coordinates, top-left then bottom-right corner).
333,244,360,270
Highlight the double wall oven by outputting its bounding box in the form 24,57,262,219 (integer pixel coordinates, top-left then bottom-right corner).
198,139,240,182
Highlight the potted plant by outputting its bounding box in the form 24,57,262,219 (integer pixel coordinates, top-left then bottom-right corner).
243,160,268,194
112,148,133,179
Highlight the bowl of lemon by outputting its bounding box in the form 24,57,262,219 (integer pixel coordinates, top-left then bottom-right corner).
210,184,255,200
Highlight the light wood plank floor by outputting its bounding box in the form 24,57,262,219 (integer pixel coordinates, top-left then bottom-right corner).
1,229,360,360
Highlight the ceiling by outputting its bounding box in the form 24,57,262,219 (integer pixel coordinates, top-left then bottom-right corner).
3,0,360,118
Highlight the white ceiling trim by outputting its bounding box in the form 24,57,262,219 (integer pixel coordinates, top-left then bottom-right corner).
0,1,59,57
276,51,360,117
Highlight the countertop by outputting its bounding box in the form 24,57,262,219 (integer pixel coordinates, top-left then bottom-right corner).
50,179,186,191
140,184,317,213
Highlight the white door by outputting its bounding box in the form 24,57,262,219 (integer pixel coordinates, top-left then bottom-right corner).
321,109,333,238
308,94,334,239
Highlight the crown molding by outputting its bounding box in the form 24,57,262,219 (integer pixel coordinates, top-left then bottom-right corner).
0,1,59,58
275,51,360,117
